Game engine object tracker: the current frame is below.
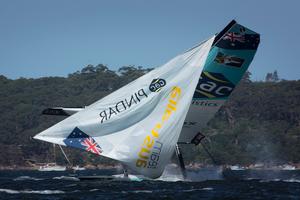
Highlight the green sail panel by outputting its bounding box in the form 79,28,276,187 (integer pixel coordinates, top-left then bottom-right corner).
180,20,260,143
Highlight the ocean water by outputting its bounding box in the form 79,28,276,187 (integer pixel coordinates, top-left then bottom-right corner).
0,168,300,199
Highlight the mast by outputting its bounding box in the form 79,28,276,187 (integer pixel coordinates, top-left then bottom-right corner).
175,144,187,179
53,144,56,164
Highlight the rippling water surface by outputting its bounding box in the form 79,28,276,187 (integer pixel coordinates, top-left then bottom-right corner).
0,169,300,199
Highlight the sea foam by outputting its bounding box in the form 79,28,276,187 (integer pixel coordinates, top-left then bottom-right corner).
0,188,65,194
13,176,44,181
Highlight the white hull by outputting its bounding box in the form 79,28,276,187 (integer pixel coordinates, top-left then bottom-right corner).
38,165,66,172
72,166,86,171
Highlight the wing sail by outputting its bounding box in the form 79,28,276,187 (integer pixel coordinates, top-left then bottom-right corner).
34,37,215,178
179,20,260,143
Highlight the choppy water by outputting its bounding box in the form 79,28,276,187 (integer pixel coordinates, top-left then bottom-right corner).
0,168,300,199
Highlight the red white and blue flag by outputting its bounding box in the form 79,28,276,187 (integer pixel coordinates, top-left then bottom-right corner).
63,127,102,155
223,32,245,43
217,31,259,50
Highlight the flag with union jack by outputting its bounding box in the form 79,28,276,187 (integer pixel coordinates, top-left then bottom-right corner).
216,32,259,50
223,32,245,43
63,127,102,155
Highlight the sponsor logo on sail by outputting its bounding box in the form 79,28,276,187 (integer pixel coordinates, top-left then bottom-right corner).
136,86,181,169
214,52,244,68
99,78,167,124
99,89,148,123
149,78,166,92
192,100,219,106
193,72,235,99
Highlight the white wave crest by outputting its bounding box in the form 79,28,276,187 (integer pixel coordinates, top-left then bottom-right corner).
89,189,99,192
13,176,44,181
0,188,65,194
259,179,281,183
158,164,223,182
157,164,185,182
53,176,79,181
283,179,300,183
112,174,144,181
201,187,214,191
131,190,153,193
0,189,19,194
182,187,213,192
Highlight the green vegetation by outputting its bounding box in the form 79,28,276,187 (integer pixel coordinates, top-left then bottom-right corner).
0,65,299,167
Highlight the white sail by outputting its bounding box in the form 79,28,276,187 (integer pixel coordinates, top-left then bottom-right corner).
34,36,214,178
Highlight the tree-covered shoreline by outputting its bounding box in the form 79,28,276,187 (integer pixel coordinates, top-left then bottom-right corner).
0,65,299,168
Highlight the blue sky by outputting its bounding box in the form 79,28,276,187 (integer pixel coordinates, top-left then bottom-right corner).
0,0,299,80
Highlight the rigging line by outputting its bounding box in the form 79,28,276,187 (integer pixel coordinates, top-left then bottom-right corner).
200,142,218,165
58,145,72,166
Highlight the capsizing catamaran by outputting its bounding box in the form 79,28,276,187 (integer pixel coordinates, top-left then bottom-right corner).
34,20,260,179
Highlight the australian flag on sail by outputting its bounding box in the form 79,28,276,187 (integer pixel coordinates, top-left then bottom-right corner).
216,32,260,50
63,127,102,155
